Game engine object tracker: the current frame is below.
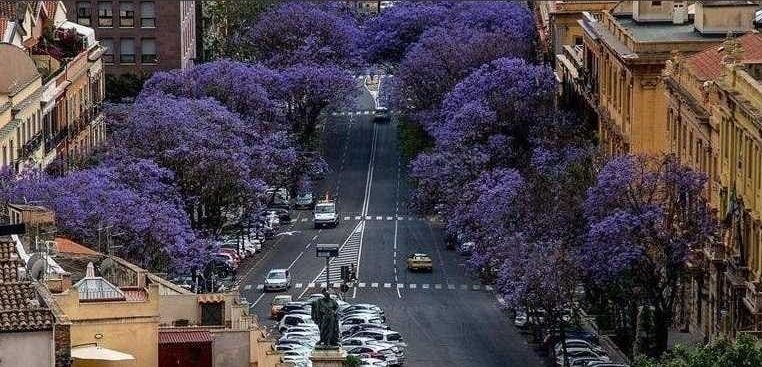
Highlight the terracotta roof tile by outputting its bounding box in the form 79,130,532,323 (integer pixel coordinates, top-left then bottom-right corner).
55,237,99,256
0,240,55,333
159,329,214,345
687,33,762,81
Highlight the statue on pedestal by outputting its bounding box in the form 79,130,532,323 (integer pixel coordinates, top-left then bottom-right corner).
311,288,340,347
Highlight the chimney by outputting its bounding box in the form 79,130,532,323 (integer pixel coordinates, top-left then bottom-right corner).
85,262,95,278
673,1,689,24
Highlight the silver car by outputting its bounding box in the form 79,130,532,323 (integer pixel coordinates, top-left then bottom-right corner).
264,269,291,291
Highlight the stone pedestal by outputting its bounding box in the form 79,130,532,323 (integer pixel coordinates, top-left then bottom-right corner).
310,347,347,367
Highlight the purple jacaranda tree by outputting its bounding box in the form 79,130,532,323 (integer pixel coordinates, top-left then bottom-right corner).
0,160,206,273
109,94,281,233
276,64,358,146
392,2,535,118
582,154,716,356
244,2,360,67
362,2,451,64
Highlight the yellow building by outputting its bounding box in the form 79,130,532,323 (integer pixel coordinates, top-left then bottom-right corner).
535,0,623,57
559,0,758,156
0,43,43,170
664,32,762,339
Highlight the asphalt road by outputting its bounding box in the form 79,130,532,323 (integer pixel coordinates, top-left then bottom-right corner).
238,77,543,367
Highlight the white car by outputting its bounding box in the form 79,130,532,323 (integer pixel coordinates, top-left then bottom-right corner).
554,339,605,356
349,330,406,349
264,269,291,291
555,348,609,366
279,314,315,332
282,331,319,343
342,337,405,364
340,314,385,333
304,293,350,309
359,358,388,367
339,304,385,318
346,345,399,366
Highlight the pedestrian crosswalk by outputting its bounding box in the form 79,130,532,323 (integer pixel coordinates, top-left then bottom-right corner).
296,215,439,223
242,281,494,292
316,222,364,283
328,110,402,117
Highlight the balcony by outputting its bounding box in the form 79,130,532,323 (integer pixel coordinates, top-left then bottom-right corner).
18,132,44,161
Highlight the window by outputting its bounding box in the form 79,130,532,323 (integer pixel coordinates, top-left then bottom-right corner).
574,36,583,46
101,38,114,63
77,2,92,25
141,38,157,63
140,1,155,28
98,2,113,27
119,2,134,27
651,1,662,6
119,38,135,63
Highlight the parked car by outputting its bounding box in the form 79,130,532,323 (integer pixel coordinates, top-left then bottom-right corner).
270,295,293,320
556,348,609,366
266,207,292,223
339,304,385,318
279,314,315,332
359,358,388,367
340,314,385,334
282,301,312,315
349,330,406,349
406,253,433,272
342,337,405,364
569,357,608,367
554,339,605,356
264,269,291,291
295,192,315,209
346,345,399,366
213,252,239,270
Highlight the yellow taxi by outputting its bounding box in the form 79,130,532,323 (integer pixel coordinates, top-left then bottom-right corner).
406,253,433,272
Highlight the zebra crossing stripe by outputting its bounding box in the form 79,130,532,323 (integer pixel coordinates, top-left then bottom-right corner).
384,283,391,288
371,283,379,288
409,284,417,289
375,216,382,220
354,216,361,220
397,283,404,289
396,216,403,221
422,284,430,289
256,285,264,290
359,283,366,288
344,216,350,220
435,284,442,289
295,283,303,289
386,216,393,221
365,216,372,220
244,284,252,290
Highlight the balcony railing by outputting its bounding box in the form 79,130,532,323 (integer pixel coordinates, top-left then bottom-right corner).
18,132,44,161
743,281,762,315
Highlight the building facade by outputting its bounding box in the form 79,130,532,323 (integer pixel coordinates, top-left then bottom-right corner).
62,0,196,76
664,33,762,339
0,1,106,171
535,0,623,57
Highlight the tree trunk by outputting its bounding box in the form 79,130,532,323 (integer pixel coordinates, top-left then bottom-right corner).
653,307,671,357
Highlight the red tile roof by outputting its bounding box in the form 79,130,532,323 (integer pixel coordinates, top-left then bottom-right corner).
55,237,99,256
159,329,214,345
0,241,55,332
687,33,762,81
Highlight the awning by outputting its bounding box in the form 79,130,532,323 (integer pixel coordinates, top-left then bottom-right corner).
71,345,135,361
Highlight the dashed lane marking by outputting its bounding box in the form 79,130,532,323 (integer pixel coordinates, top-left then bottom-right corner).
371,283,379,288
384,283,391,288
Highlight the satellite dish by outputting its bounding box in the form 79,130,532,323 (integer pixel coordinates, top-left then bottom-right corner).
26,253,47,281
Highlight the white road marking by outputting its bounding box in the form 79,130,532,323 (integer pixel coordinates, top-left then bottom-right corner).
312,235,318,240
352,286,357,299
354,216,361,220
435,284,442,289
256,284,264,290
371,283,379,288
397,283,404,288
386,216,393,221
320,282,327,288
288,251,304,269
409,284,417,289
422,284,430,289
384,283,391,288
485,285,494,291
344,216,350,220
396,287,402,299
447,284,455,290
244,284,252,290
301,218,308,222
396,216,403,221
250,293,266,307
473,285,481,290
375,216,382,220
365,215,372,220
309,283,315,288
359,283,366,288
295,283,303,289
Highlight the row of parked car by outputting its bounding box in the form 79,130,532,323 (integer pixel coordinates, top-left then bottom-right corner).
271,294,405,367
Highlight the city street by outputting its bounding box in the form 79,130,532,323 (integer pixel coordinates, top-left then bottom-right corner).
238,79,543,367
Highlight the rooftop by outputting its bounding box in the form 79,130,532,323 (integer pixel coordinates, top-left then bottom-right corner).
687,33,762,81
614,15,721,43
0,240,55,333
159,329,215,345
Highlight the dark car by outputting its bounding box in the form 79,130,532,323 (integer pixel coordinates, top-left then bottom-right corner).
372,107,390,123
